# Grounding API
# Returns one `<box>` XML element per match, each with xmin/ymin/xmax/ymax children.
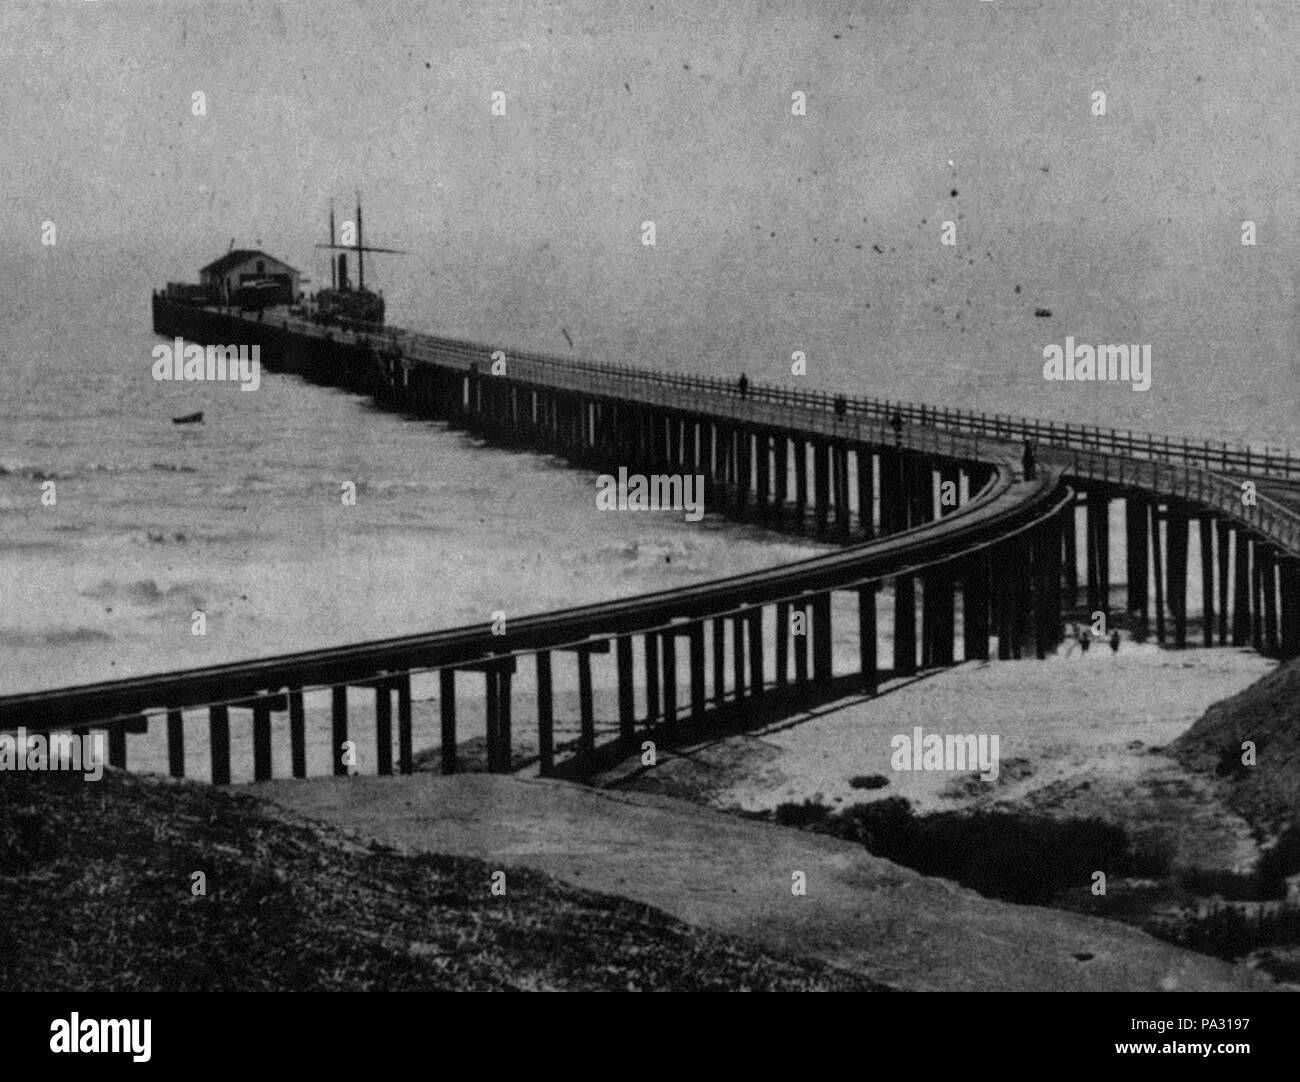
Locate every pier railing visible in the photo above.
<box><xmin>290</xmin><ymin>314</ymin><xmax>1297</xmax><ymax>479</ymax></box>
<box><xmin>1047</xmin><ymin>448</ymin><xmax>1300</xmax><ymax>557</ymax></box>
<box><xmin>277</xmin><ymin>310</ymin><xmax>1300</xmax><ymax>554</ymax></box>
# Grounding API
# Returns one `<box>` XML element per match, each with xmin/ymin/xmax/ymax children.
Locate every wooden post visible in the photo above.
<box><xmin>793</xmin><ymin>603</ymin><xmax>809</xmax><ymax>684</ymax></box>
<box><xmin>616</xmin><ymin>638</ymin><xmax>634</xmax><ymax>744</ymax></box>
<box><xmin>1251</xmin><ymin>544</ymin><xmax>1265</xmax><ymax>651</ymax></box>
<box><xmin>497</xmin><ymin>664</ymin><xmax>513</xmax><ymax>772</ymax></box>
<box><xmin>712</xmin><ymin>617</ymin><xmax>726</xmax><ymax>705</ymax></box>
<box><xmin>856</xmin><ymin>448</ymin><xmax>874</xmax><ymax>539</ymax></box>
<box><xmin>858</xmin><ymin>584</ymin><xmax>878</xmax><ymax>692</ymax></box>
<box><xmin>396</xmin><ymin>674</ymin><xmax>413</xmax><ymax>775</ymax></box>
<box><xmin>689</xmin><ymin>623</ymin><xmax>707</xmax><ymax>718</ymax></box>
<box><xmin>578</xmin><ymin>645</ymin><xmax>596</xmax><ymax>765</ymax></box>
<box><xmin>332</xmin><ymin>686</ymin><xmax>348</xmax><ymax>776</ymax></box>
<box><xmin>1062</xmin><ymin>498</ymin><xmax>1079</xmax><ymax>611</ymax></box>
<box><xmin>1262</xmin><ymin>548</ymin><xmax>1279</xmax><ymax>653</ymax></box>
<box><xmin>439</xmin><ymin>670</ymin><xmax>457</xmax><ymax>774</ymax></box>
<box><xmin>1216</xmin><ymin>519</ymin><xmax>1231</xmax><ymax>644</ymax></box>
<box><xmin>834</xmin><ymin>446</ymin><xmax>851</xmax><ymax>540</ymax></box>
<box><xmin>773</xmin><ymin>435</ymin><xmax>788</xmax><ymax>525</ymax></box>
<box><xmin>253</xmin><ymin>697</ymin><xmax>274</xmax><ymax>781</ymax></box>
<box><xmin>1232</xmin><ymin>529</ymin><xmax>1251</xmax><ymax>647</ymax></box>
<box><xmin>644</xmin><ymin>633</ymin><xmax>660</xmax><ymax>725</ymax></box>
<box><xmin>1199</xmin><ymin>517</ymin><xmax>1215</xmax><ymax>648</ymax></box>
<box><xmin>661</xmin><ymin>631</ymin><xmax>677</xmax><ymax>724</ymax></box>
<box><xmin>1151</xmin><ymin>503</ymin><xmax>1166</xmax><ymax>644</ymax></box>
<box><xmin>375</xmin><ymin>680</ymin><xmax>393</xmax><ymax>776</ymax></box>
<box><xmin>289</xmin><ymin>687</ymin><xmax>306</xmax><ymax>778</ymax></box>
<box><xmin>775</xmin><ymin>601</ymin><xmax>790</xmax><ymax>686</ymax></box>
<box><xmin>735</xmin><ymin>427</ymin><xmax>750</xmax><ymax>510</ymax></box>
<box><xmin>167</xmin><ymin>708</ymin><xmax>185</xmax><ymax>778</ymax></box>
<box><xmin>1126</xmin><ymin>498</ymin><xmax>1147</xmax><ymax>628</ymax></box>
<box><xmin>1166</xmin><ymin>507</ymin><xmax>1189</xmax><ymax>648</ymax></box>
<box><xmin>748</xmin><ymin>607</ymin><xmax>764</xmax><ymax>697</ymax></box>
<box><xmin>963</xmin><ymin>553</ymin><xmax>990</xmax><ymax>662</ymax></box>
<box><xmin>537</xmin><ymin>651</ymin><xmax>554</xmax><ymax>775</ymax></box>
<box><xmin>894</xmin><ymin>575</ymin><xmax>916</xmax><ymax>675</ymax></box>
<box><xmin>794</xmin><ymin>438</ymin><xmax>808</xmax><ymax>529</ymax></box>
<box><xmin>732</xmin><ymin>614</ymin><xmax>747</xmax><ymax>696</ymax></box>
<box><xmin>210</xmin><ymin>704</ymin><xmax>231</xmax><ymax>785</ymax></box>
<box><xmin>813</xmin><ymin>440</ymin><xmax>830</xmax><ymax>534</ymax></box>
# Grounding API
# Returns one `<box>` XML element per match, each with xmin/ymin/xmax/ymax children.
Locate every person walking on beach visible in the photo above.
<box><xmin>1109</xmin><ymin>629</ymin><xmax>1120</xmax><ymax>653</ymax></box>
<box><xmin>1077</xmin><ymin>625</ymin><xmax>1091</xmax><ymax>654</ymax></box>
<box><xmin>738</xmin><ymin>373</ymin><xmax>749</xmax><ymax>398</ymax></box>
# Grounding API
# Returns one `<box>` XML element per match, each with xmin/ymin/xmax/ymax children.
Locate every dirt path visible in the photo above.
<box><xmin>255</xmin><ymin>773</ymin><xmax>1274</xmax><ymax>992</ymax></box>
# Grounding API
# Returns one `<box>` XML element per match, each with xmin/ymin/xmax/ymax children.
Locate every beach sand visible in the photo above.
<box><xmin>611</xmin><ymin>643</ymin><xmax>1277</xmax><ymax>874</ymax></box>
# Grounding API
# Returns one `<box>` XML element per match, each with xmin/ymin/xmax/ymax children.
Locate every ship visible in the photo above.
<box><xmin>309</xmin><ymin>194</ymin><xmax>404</xmax><ymax>328</ymax></box>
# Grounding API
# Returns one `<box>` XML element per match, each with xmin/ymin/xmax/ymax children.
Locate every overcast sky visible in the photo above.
<box><xmin>3</xmin><ymin>0</ymin><xmax>1294</xmax><ymax>436</ymax></box>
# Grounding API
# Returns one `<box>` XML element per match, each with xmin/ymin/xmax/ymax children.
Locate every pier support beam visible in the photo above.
<box><xmin>856</xmin><ymin>448</ymin><xmax>874</xmax><ymax>540</ymax></box>
<box><xmin>1216</xmin><ymin>519</ymin><xmax>1231</xmax><ymax>645</ymax></box>
<box><xmin>1199</xmin><ymin>517</ymin><xmax>1215</xmax><ymax>648</ymax></box>
<box><xmin>538</xmin><ymin>651</ymin><xmax>556</xmax><ymax>775</ymax></box>
<box><xmin>773</xmin><ymin>436</ymin><xmax>788</xmax><ymax>526</ymax></box>
<box><xmin>439</xmin><ymin>671</ymin><xmax>457</xmax><ymax>775</ymax></box>
<box><xmin>1166</xmin><ymin>506</ymin><xmax>1189</xmax><ymax>648</ymax></box>
<box><xmin>1151</xmin><ymin>503</ymin><xmax>1166</xmax><ymax>644</ymax></box>
<box><xmin>811</xmin><ymin>593</ymin><xmax>832</xmax><ymax>685</ymax></box>
<box><xmin>858</xmin><ymin>585</ymin><xmax>878</xmax><ymax>692</ymax></box>
<box><xmin>834</xmin><ymin>446</ymin><xmax>851</xmax><ymax>540</ymax></box>
<box><xmin>962</xmin><ymin>553</ymin><xmax>990</xmax><ymax>662</ymax></box>
<box><xmin>1062</xmin><ymin>498</ymin><xmax>1079</xmax><ymax>611</ymax></box>
<box><xmin>1232</xmin><ymin>529</ymin><xmax>1251</xmax><ymax>646</ymax></box>
<box><xmin>894</xmin><ymin>575</ymin><xmax>917</xmax><ymax>676</ymax></box>
<box><xmin>813</xmin><ymin>440</ymin><xmax>830</xmax><ymax>535</ymax></box>
<box><xmin>1261</xmin><ymin>546</ymin><xmax>1279</xmax><ymax>654</ymax></box>
<box><xmin>1280</xmin><ymin>558</ymin><xmax>1300</xmax><ymax>658</ymax></box>
<box><xmin>794</xmin><ymin>439</ymin><xmax>808</xmax><ymax>529</ymax></box>
<box><xmin>1126</xmin><ymin>498</ymin><xmax>1148</xmax><ymax>630</ymax></box>
<box><xmin>1086</xmin><ymin>491</ymin><xmax>1109</xmax><ymax>621</ymax></box>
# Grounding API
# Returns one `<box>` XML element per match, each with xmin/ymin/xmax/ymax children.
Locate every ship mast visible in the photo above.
<box><xmin>328</xmin><ymin>201</ymin><xmax>336</xmax><ymax>289</ymax></box>
<box><xmin>314</xmin><ymin>192</ymin><xmax>404</xmax><ymax>293</ymax></box>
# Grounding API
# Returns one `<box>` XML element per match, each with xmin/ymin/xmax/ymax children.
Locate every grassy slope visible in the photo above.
<box><xmin>0</xmin><ymin>770</ymin><xmax>887</xmax><ymax>992</ymax></box>
<box><xmin>1172</xmin><ymin>657</ymin><xmax>1300</xmax><ymax>836</ymax></box>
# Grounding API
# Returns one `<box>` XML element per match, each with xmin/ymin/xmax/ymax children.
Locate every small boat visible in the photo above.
<box><xmin>172</xmin><ymin>411</ymin><xmax>204</xmax><ymax>425</ymax></box>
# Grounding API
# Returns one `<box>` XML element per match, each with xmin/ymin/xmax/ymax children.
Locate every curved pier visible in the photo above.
<box><xmin>0</xmin><ymin>297</ymin><xmax>1295</xmax><ymax>784</ymax></box>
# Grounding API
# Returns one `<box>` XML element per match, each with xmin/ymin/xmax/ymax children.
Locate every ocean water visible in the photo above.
<box><xmin>0</xmin><ymin>250</ymin><xmax>831</xmax><ymax>700</ymax></box>
<box><xmin>1</xmin><ymin>220</ymin><xmax>1288</xmax><ymax>780</ymax></box>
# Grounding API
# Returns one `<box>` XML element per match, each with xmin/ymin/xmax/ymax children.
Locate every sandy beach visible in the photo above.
<box><xmin>612</xmin><ymin>642</ymin><xmax>1278</xmax><ymax>874</ymax></box>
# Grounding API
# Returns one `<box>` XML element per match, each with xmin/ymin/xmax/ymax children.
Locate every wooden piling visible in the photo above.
<box><xmin>167</xmin><ymin>708</ymin><xmax>185</xmax><ymax>778</ymax></box>
<box><xmin>332</xmin><ymin>685</ymin><xmax>349</xmax><ymax>776</ymax></box>
<box><xmin>210</xmin><ymin>703</ymin><xmax>231</xmax><ymax>785</ymax></box>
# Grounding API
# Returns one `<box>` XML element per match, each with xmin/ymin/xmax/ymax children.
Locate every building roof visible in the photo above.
<box><xmin>200</xmin><ymin>250</ymin><xmax>300</xmax><ymax>276</ymax></box>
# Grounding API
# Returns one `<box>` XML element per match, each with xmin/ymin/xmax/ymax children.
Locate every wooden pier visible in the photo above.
<box><xmin>0</xmin><ymin>296</ymin><xmax>1295</xmax><ymax>785</ymax></box>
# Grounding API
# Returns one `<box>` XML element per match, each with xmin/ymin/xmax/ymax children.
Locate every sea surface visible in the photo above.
<box><xmin>1</xmin><ymin>242</ymin><xmax>1293</xmax><ymax>718</ymax></box>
